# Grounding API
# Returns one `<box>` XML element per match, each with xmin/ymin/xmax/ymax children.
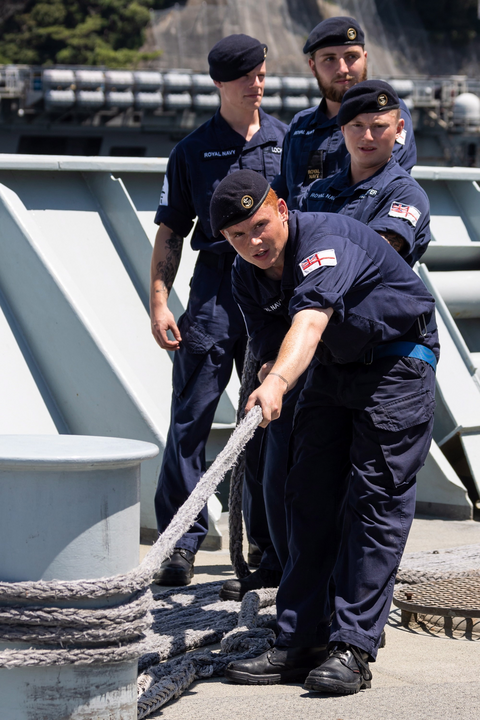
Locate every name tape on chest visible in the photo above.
<box><xmin>388</xmin><ymin>201</ymin><xmax>421</xmax><ymax>227</ymax></box>
<box><xmin>263</xmin><ymin>299</ymin><xmax>283</xmax><ymax>313</ymax></box>
<box><xmin>203</xmin><ymin>148</ymin><xmax>237</xmax><ymax>159</ymax></box>
<box><xmin>395</xmin><ymin>128</ymin><xmax>407</xmax><ymax>146</ymax></box>
<box><xmin>299</xmin><ymin>249</ymin><xmax>337</xmax><ymax>276</ymax></box>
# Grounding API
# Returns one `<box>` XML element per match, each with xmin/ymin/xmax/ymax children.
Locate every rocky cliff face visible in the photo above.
<box><xmin>144</xmin><ymin>0</ymin><xmax>480</xmax><ymax>77</ymax></box>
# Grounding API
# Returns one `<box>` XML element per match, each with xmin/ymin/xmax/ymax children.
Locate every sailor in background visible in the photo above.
<box><xmin>272</xmin><ymin>15</ymin><xmax>417</xmax><ymax>210</ymax></box>
<box><xmin>303</xmin><ymin>80</ymin><xmax>430</xmax><ymax>267</ymax></box>
<box><xmin>151</xmin><ymin>35</ymin><xmax>287</xmax><ymax>586</ymax></box>
<box><xmin>209</xmin><ymin>169</ymin><xmax>438</xmax><ymax>693</ymax></box>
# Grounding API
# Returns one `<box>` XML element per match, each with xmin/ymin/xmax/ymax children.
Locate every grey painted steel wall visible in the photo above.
<box><xmin>0</xmin><ymin>156</ymin><xmax>238</xmax><ymax>533</ymax></box>
<box><xmin>0</xmin><ymin>156</ymin><xmax>478</xmax><ymax>523</ymax></box>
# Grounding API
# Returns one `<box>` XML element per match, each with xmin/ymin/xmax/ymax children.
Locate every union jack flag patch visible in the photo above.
<box><xmin>388</xmin><ymin>202</ymin><xmax>421</xmax><ymax>227</ymax></box>
<box><xmin>299</xmin><ymin>249</ymin><xmax>337</xmax><ymax>276</ymax></box>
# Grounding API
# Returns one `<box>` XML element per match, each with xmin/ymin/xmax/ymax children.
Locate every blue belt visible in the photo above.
<box><xmin>364</xmin><ymin>342</ymin><xmax>437</xmax><ymax>371</ymax></box>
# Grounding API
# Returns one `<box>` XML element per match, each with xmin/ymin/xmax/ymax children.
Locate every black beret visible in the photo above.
<box><xmin>303</xmin><ymin>16</ymin><xmax>365</xmax><ymax>55</ymax></box>
<box><xmin>210</xmin><ymin>170</ymin><xmax>270</xmax><ymax>237</ymax></box>
<box><xmin>208</xmin><ymin>34</ymin><xmax>268</xmax><ymax>82</ymax></box>
<box><xmin>337</xmin><ymin>80</ymin><xmax>400</xmax><ymax>127</ymax></box>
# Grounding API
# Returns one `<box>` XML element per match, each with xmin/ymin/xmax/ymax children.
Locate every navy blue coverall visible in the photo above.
<box><xmin>303</xmin><ymin>157</ymin><xmax>430</xmax><ymax>267</ymax></box>
<box><xmin>233</xmin><ymin>211</ymin><xmax>439</xmax><ymax>658</ymax></box>
<box><xmin>154</xmin><ymin>108</ymin><xmax>287</xmax><ymax>557</ymax></box>
<box><xmin>272</xmin><ymin>97</ymin><xmax>417</xmax><ymax>209</ymax></box>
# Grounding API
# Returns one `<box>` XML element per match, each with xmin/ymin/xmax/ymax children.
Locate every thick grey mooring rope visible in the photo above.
<box><xmin>228</xmin><ymin>341</ymin><xmax>259</xmax><ymax>580</ymax></box>
<box><xmin>0</xmin><ymin>405</ymin><xmax>264</xmax><ymax>670</ymax></box>
<box><xmin>137</xmin><ymin>586</ymin><xmax>277</xmax><ymax>719</ymax></box>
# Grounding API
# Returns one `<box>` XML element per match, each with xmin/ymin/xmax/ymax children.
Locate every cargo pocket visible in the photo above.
<box><xmin>369</xmin><ymin>389</ymin><xmax>436</xmax><ymax>487</ymax></box>
<box><xmin>172</xmin><ymin>314</ymin><xmax>216</xmax><ymax>399</ymax></box>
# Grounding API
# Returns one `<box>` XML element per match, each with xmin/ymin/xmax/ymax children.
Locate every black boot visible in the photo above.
<box><xmin>247</xmin><ymin>543</ymin><xmax>262</xmax><ymax>569</ymax></box>
<box><xmin>304</xmin><ymin>642</ymin><xmax>372</xmax><ymax>695</ymax></box>
<box><xmin>153</xmin><ymin>548</ymin><xmax>195</xmax><ymax>586</ymax></box>
<box><xmin>225</xmin><ymin>645</ymin><xmax>328</xmax><ymax>685</ymax></box>
<box><xmin>219</xmin><ymin>568</ymin><xmax>282</xmax><ymax>601</ymax></box>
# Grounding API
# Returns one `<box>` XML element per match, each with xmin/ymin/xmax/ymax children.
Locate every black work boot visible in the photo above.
<box><xmin>219</xmin><ymin>568</ymin><xmax>282</xmax><ymax>601</ymax></box>
<box><xmin>225</xmin><ymin>645</ymin><xmax>328</xmax><ymax>685</ymax></box>
<box><xmin>153</xmin><ymin>548</ymin><xmax>195</xmax><ymax>586</ymax></box>
<box><xmin>247</xmin><ymin>543</ymin><xmax>262</xmax><ymax>569</ymax></box>
<box><xmin>304</xmin><ymin>642</ymin><xmax>372</xmax><ymax>694</ymax></box>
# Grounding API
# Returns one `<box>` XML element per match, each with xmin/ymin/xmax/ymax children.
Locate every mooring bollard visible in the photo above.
<box><xmin>0</xmin><ymin>434</ymin><xmax>158</xmax><ymax>720</ymax></box>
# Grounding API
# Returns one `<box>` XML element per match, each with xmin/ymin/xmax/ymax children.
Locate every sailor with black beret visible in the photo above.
<box><xmin>272</xmin><ymin>16</ymin><xmax>417</xmax><ymax>209</ymax></box>
<box><xmin>210</xmin><ymin>168</ymin><xmax>439</xmax><ymax>694</ymax></box>
<box><xmin>151</xmin><ymin>34</ymin><xmax>287</xmax><ymax>588</ymax></box>
<box><xmin>303</xmin><ymin>80</ymin><xmax>431</xmax><ymax>267</ymax></box>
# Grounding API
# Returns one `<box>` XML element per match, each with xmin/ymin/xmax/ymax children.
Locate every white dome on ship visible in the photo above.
<box><xmin>453</xmin><ymin>93</ymin><xmax>480</xmax><ymax>127</ymax></box>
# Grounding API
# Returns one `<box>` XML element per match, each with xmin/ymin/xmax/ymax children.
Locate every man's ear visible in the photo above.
<box><xmin>396</xmin><ymin>117</ymin><xmax>405</xmax><ymax>139</ymax></box>
<box><xmin>278</xmin><ymin>197</ymin><xmax>288</xmax><ymax>221</ymax></box>
<box><xmin>213</xmin><ymin>79</ymin><xmax>223</xmax><ymax>90</ymax></box>
<box><xmin>308</xmin><ymin>56</ymin><xmax>316</xmax><ymax>77</ymax></box>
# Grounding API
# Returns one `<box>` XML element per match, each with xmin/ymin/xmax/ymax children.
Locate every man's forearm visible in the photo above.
<box><xmin>270</xmin><ymin>307</ymin><xmax>333</xmax><ymax>388</ymax></box>
<box><xmin>150</xmin><ymin>224</ymin><xmax>183</xmax><ymax>309</ymax></box>
<box><xmin>245</xmin><ymin>307</ymin><xmax>333</xmax><ymax>426</ymax></box>
<box><xmin>150</xmin><ymin>223</ymin><xmax>184</xmax><ymax>350</ymax></box>
<box><xmin>379</xmin><ymin>230</ymin><xmax>406</xmax><ymax>255</ymax></box>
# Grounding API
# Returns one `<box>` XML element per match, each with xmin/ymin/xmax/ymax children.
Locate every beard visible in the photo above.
<box><xmin>314</xmin><ymin>64</ymin><xmax>368</xmax><ymax>103</ymax></box>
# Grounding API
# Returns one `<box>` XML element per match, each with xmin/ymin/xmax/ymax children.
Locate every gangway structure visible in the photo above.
<box><xmin>0</xmin><ymin>156</ymin><xmax>478</xmax><ymax>535</ymax></box>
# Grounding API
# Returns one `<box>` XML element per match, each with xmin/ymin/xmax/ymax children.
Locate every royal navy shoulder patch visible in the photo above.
<box><xmin>388</xmin><ymin>202</ymin><xmax>421</xmax><ymax>227</ymax></box>
<box><xmin>299</xmin><ymin>249</ymin><xmax>337</xmax><ymax>276</ymax></box>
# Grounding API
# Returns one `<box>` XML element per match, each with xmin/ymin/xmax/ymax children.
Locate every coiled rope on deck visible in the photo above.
<box><xmin>0</xmin><ymin>405</ymin><xmax>264</xmax><ymax>670</ymax></box>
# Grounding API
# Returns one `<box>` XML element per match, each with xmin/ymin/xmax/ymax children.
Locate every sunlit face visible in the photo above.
<box><xmin>342</xmin><ymin>110</ymin><xmax>404</xmax><ymax>171</ymax></box>
<box><xmin>222</xmin><ymin>198</ymin><xmax>289</xmax><ymax>277</ymax></box>
<box><xmin>214</xmin><ymin>62</ymin><xmax>266</xmax><ymax>112</ymax></box>
<box><xmin>309</xmin><ymin>45</ymin><xmax>367</xmax><ymax>103</ymax></box>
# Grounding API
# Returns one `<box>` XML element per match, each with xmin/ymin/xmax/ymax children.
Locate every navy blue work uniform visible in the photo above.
<box><xmin>233</xmin><ymin>210</ymin><xmax>438</xmax><ymax>658</ymax></box>
<box><xmin>303</xmin><ymin>157</ymin><xmax>430</xmax><ymax>267</ymax></box>
<box><xmin>154</xmin><ymin>108</ymin><xmax>287</xmax><ymax>556</ymax></box>
<box><xmin>272</xmin><ymin>98</ymin><xmax>417</xmax><ymax>210</ymax></box>
<box><xmin>232</xmin><ymin>259</ymin><xmax>305</xmax><ymax>568</ymax></box>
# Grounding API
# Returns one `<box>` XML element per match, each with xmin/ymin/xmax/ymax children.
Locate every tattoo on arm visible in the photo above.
<box><xmin>379</xmin><ymin>230</ymin><xmax>406</xmax><ymax>254</ymax></box>
<box><xmin>155</xmin><ymin>232</ymin><xmax>183</xmax><ymax>294</ymax></box>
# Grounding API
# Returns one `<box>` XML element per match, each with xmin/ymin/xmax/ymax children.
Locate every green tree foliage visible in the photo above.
<box><xmin>0</xmin><ymin>0</ymin><xmax>175</xmax><ymax>66</ymax></box>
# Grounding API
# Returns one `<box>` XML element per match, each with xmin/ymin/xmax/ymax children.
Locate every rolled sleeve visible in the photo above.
<box><xmin>367</xmin><ymin>183</ymin><xmax>430</xmax><ymax>266</ymax></box>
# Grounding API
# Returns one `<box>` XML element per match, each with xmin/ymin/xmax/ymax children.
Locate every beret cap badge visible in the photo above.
<box><xmin>347</xmin><ymin>27</ymin><xmax>357</xmax><ymax>40</ymax></box>
<box><xmin>377</xmin><ymin>93</ymin><xmax>388</xmax><ymax>107</ymax></box>
<box><xmin>210</xmin><ymin>169</ymin><xmax>271</xmax><ymax>237</ymax></box>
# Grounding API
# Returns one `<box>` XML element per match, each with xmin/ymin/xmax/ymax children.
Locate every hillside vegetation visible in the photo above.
<box><xmin>0</xmin><ymin>0</ymin><xmax>176</xmax><ymax>67</ymax></box>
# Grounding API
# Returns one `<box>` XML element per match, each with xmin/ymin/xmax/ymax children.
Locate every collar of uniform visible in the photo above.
<box><xmin>347</xmin><ymin>155</ymin><xmax>397</xmax><ymax>194</ymax></box>
<box><xmin>213</xmin><ymin>108</ymin><xmax>278</xmax><ymax>150</ymax></box>
<box><xmin>313</xmin><ymin>98</ymin><xmax>338</xmax><ymax>129</ymax></box>
<box><xmin>247</xmin><ymin>108</ymin><xmax>281</xmax><ymax>147</ymax></box>
<box><xmin>213</xmin><ymin>109</ymin><xmax>250</xmax><ymax>150</ymax></box>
